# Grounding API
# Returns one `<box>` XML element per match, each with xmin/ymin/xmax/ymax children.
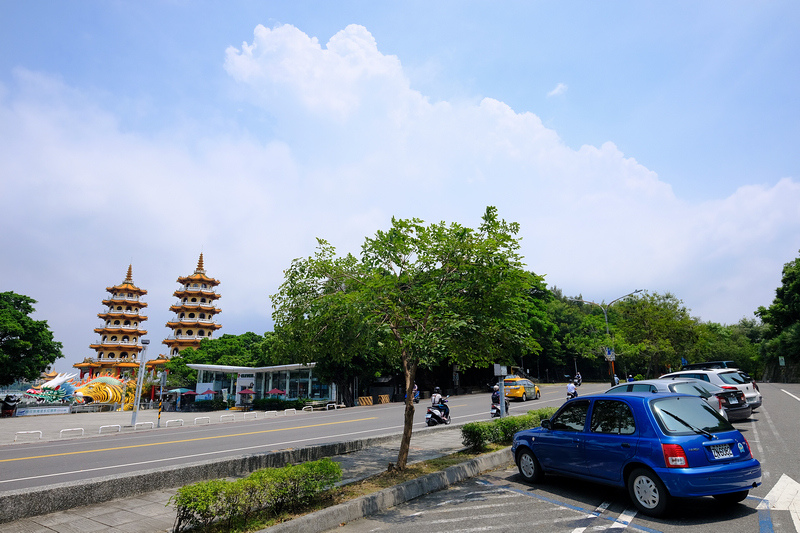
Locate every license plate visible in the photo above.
<box><xmin>710</xmin><ymin>444</ymin><xmax>733</xmax><ymax>459</ymax></box>
<box><xmin>728</xmin><ymin>396</ymin><xmax>738</xmax><ymax>405</ymax></box>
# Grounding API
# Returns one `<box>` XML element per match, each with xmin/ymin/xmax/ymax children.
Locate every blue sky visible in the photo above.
<box><xmin>2</xmin><ymin>2</ymin><xmax>799</xmax><ymax>373</ymax></box>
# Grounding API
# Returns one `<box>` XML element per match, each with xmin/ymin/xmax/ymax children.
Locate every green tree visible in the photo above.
<box><xmin>0</xmin><ymin>291</ymin><xmax>64</xmax><ymax>386</ymax></box>
<box><xmin>615</xmin><ymin>291</ymin><xmax>698</xmax><ymax>378</ymax></box>
<box><xmin>165</xmin><ymin>333</ymin><xmax>267</xmax><ymax>387</ymax></box>
<box><xmin>271</xmin><ymin>207</ymin><xmax>538</xmax><ymax>469</ymax></box>
<box><xmin>756</xmin><ymin>250</ymin><xmax>800</xmax><ymax>380</ymax></box>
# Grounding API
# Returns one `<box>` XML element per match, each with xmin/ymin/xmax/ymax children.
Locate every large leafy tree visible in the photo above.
<box><xmin>0</xmin><ymin>291</ymin><xmax>64</xmax><ymax>386</ymax></box>
<box><xmin>271</xmin><ymin>207</ymin><xmax>537</xmax><ymax>469</ymax></box>
<box><xmin>756</xmin><ymin>250</ymin><xmax>800</xmax><ymax>379</ymax></box>
<box><xmin>165</xmin><ymin>332</ymin><xmax>267</xmax><ymax>387</ymax></box>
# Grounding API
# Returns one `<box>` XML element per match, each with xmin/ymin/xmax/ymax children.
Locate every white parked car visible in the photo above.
<box><xmin>659</xmin><ymin>369</ymin><xmax>762</xmax><ymax>410</ymax></box>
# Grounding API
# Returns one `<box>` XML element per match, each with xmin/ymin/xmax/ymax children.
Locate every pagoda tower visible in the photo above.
<box><xmin>76</xmin><ymin>265</ymin><xmax>148</xmax><ymax>378</ymax></box>
<box><xmin>162</xmin><ymin>253</ymin><xmax>222</xmax><ymax>358</ymax></box>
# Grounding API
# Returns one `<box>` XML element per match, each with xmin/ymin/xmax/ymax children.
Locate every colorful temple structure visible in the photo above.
<box><xmin>75</xmin><ymin>265</ymin><xmax>148</xmax><ymax>378</ymax></box>
<box><xmin>162</xmin><ymin>253</ymin><xmax>222</xmax><ymax>359</ymax></box>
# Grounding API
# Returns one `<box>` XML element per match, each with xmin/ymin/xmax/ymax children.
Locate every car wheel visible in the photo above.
<box><xmin>713</xmin><ymin>490</ymin><xmax>749</xmax><ymax>504</ymax></box>
<box><xmin>627</xmin><ymin>468</ymin><xmax>670</xmax><ymax>517</ymax></box>
<box><xmin>522</xmin><ymin>392</ymin><xmax>527</xmax><ymax>402</ymax></box>
<box><xmin>516</xmin><ymin>449</ymin><xmax>543</xmax><ymax>483</ymax></box>
<box><xmin>535</xmin><ymin>390</ymin><xmax>541</xmax><ymax>400</ymax></box>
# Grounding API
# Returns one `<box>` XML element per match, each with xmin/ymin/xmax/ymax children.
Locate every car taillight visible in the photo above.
<box><xmin>662</xmin><ymin>443</ymin><xmax>688</xmax><ymax>468</ymax></box>
<box><xmin>717</xmin><ymin>396</ymin><xmax>724</xmax><ymax>410</ymax></box>
<box><xmin>743</xmin><ymin>437</ymin><xmax>753</xmax><ymax>459</ymax></box>
<box><xmin>721</xmin><ymin>385</ymin><xmax>738</xmax><ymax>390</ymax></box>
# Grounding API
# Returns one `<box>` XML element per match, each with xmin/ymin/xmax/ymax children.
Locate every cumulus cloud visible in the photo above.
<box><xmin>2</xmin><ymin>24</ymin><xmax>799</xmax><ymax>372</ymax></box>
<box><xmin>547</xmin><ymin>82</ymin><xmax>568</xmax><ymax>97</ymax></box>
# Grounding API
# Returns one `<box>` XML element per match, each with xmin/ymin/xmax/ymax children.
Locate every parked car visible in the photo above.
<box><xmin>504</xmin><ymin>377</ymin><xmax>540</xmax><ymax>401</ymax></box>
<box><xmin>681</xmin><ymin>360</ymin><xmax>737</xmax><ymax>370</ymax></box>
<box><xmin>606</xmin><ymin>378</ymin><xmax>752</xmax><ymax>421</ymax></box>
<box><xmin>659</xmin><ymin>369</ymin><xmax>762</xmax><ymax>410</ymax></box>
<box><xmin>512</xmin><ymin>392</ymin><xmax>761</xmax><ymax>517</ymax></box>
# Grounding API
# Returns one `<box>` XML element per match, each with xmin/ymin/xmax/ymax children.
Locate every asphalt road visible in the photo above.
<box><xmin>0</xmin><ymin>383</ymin><xmax>604</xmax><ymax>493</ymax></box>
<box><xmin>332</xmin><ymin>382</ymin><xmax>800</xmax><ymax>533</ymax></box>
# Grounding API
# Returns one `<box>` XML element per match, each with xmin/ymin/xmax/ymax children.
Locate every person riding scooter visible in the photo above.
<box><xmin>431</xmin><ymin>387</ymin><xmax>450</xmax><ymax>419</ymax></box>
<box><xmin>491</xmin><ymin>384</ymin><xmax>509</xmax><ymax>417</ymax></box>
<box><xmin>566</xmin><ymin>379</ymin><xmax>578</xmax><ymax>399</ymax></box>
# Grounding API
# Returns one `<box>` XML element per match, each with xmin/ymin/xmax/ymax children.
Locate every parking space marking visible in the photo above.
<box><xmin>609</xmin><ymin>508</ymin><xmax>638</xmax><ymax>529</ymax></box>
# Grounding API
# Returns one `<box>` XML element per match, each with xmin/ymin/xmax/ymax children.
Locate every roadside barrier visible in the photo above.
<box><xmin>302</xmin><ymin>405</ymin><xmax>313</xmax><ymax>412</ymax></box>
<box><xmin>219</xmin><ymin>414</ymin><xmax>236</xmax><ymax>422</ymax></box>
<box><xmin>358</xmin><ymin>396</ymin><xmax>373</xmax><ymax>406</ymax></box>
<box><xmin>243</xmin><ymin>412</ymin><xmax>258</xmax><ymax>420</ymax></box>
<box><xmin>165</xmin><ymin>419</ymin><xmax>184</xmax><ymax>427</ymax></box>
<box><xmin>14</xmin><ymin>431</ymin><xmax>42</xmax><ymax>441</ymax></box>
<box><xmin>135</xmin><ymin>421</ymin><xmax>154</xmax><ymax>430</ymax></box>
<box><xmin>378</xmin><ymin>394</ymin><xmax>390</xmax><ymax>404</ymax></box>
<box><xmin>284</xmin><ymin>408</ymin><xmax>296</xmax><ymax>415</ymax></box>
<box><xmin>194</xmin><ymin>417</ymin><xmax>210</xmax><ymax>425</ymax></box>
<box><xmin>99</xmin><ymin>424</ymin><xmax>121</xmax><ymax>434</ymax></box>
<box><xmin>59</xmin><ymin>428</ymin><xmax>85</xmax><ymax>438</ymax></box>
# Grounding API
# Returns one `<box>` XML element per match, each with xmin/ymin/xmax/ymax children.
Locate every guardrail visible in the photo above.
<box><xmin>134</xmin><ymin>421</ymin><xmax>154</xmax><ymax>430</ymax></box>
<box><xmin>165</xmin><ymin>419</ymin><xmax>184</xmax><ymax>427</ymax></box>
<box><xmin>194</xmin><ymin>417</ymin><xmax>210</xmax><ymax>425</ymax></box>
<box><xmin>219</xmin><ymin>414</ymin><xmax>236</xmax><ymax>423</ymax></box>
<box><xmin>99</xmin><ymin>425</ymin><xmax>121</xmax><ymax>434</ymax></box>
<box><xmin>59</xmin><ymin>428</ymin><xmax>85</xmax><ymax>438</ymax></box>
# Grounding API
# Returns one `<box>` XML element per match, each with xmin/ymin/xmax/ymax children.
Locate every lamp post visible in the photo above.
<box><xmin>130</xmin><ymin>339</ymin><xmax>149</xmax><ymax>427</ymax></box>
<box><xmin>570</xmin><ymin>290</ymin><xmax>642</xmax><ymax>386</ymax></box>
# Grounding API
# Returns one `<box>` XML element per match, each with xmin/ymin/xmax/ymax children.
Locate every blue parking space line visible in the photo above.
<box><xmin>750</xmin><ymin>495</ymin><xmax>775</xmax><ymax>533</ymax></box>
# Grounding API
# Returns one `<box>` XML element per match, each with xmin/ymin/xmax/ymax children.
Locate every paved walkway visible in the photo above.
<box><xmin>0</xmin><ymin>409</ymin><xmax>467</xmax><ymax>533</ymax></box>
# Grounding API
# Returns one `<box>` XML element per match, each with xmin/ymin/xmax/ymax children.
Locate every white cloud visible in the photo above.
<box><xmin>2</xmin><ymin>24</ymin><xmax>799</xmax><ymax>374</ymax></box>
<box><xmin>547</xmin><ymin>82</ymin><xmax>568</xmax><ymax>97</ymax></box>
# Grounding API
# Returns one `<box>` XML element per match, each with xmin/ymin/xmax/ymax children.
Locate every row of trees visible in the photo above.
<box><xmin>3</xmin><ymin>208</ymin><xmax>798</xmax><ymax>468</ymax></box>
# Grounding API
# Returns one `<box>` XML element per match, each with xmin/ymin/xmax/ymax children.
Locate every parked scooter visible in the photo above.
<box><xmin>426</xmin><ymin>397</ymin><xmax>451</xmax><ymax>426</ymax></box>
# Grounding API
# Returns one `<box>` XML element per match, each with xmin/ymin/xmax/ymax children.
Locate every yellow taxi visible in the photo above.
<box><xmin>504</xmin><ymin>377</ymin><xmax>540</xmax><ymax>401</ymax></box>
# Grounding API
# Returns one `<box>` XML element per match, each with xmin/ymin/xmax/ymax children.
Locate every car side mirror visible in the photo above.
<box><xmin>541</xmin><ymin>419</ymin><xmax>551</xmax><ymax>430</ymax></box>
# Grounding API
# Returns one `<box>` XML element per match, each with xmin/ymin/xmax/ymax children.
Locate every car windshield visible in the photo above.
<box><xmin>651</xmin><ymin>396</ymin><xmax>733</xmax><ymax>436</ymax></box>
<box><xmin>718</xmin><ymin>372</ymin><xmax>748</xmax><ymax>385</ymax></box>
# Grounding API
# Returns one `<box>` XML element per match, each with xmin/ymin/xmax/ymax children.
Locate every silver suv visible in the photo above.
<box><xmin>659</xmin><ymin>369</ymin><xmax>762</xmax><ymax>409</ymax></box>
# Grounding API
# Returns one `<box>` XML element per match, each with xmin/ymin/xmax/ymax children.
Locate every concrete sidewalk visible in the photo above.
<box><xmin>0</xmin><ymin>410</ymin><xmax>475</xmax><ymax>533</ymax></box>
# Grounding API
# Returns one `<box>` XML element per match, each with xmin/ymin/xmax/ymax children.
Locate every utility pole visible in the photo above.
<box><xmin>570</xmin><ymin>290</ymin><xmax>642</xmax><ymax>386</ymax></box>
<box><xmin>130</xmin><ymin>339</ymin><xmax>149</xmax><ymax>427</ymax></box>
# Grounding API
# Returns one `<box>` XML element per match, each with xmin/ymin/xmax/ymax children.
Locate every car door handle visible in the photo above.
<box><xmin>621</xmin><ymin>443</ymin><xmax>631</xmax><ymax>448</ymax></box>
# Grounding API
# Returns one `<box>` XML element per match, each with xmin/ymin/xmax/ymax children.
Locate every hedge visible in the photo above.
<box><xmin>461</xmin><ymin>406</ymin><xmax>558</xmax><ymax>451</ymax></box>
<box><xmin>170</xmin><ymin>458</ymin><xmax>342</xmax><ymax>532</ymax></box>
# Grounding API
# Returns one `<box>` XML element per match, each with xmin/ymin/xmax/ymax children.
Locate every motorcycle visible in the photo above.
<box><xmin>490</xmin><ymin>399</ymin><xmax>510</xmax><ymax>418</ymax></box>
<box><xmin>405</xmin><ymin>390</ymin><xmax>420</xmax><ymax>403</ymax></box>
<box><xmin>575</xmin><ymin>375</ymin><xmax>582</xmax><ymax>386</ymax></box>
<box><xmin>426</xmin><ymin>397</ymin><xmax>451</xmax><ymax>426</ymax></box>
<box><xmin>566</xmin><ymin>390</ymin><xmax>578</xmax><ymax>400</ymax></box>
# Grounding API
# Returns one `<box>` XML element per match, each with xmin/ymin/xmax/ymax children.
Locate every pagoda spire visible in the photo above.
<box><xmin>195</xmin><ymin>253</ymin><xmax>205</xmax><ymax>274</ymax></box>
<box><xmin>124</xmin><ymin>264</ymin><xmax>134</xmax><ymax>284</ymax></box>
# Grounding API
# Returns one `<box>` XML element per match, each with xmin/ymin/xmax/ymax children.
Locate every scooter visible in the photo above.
<box><xmin>426</xmin><ymin>397</ymin><xmax>451</xmax><ymax>426</ymax></box>
<box><xmin>490</xmin><ymin>399</ymin><xmax>510</xmax><ymax>418</ymax></box>
<box><xmin>575</xmin><ymin>375</ymin><xmax>582</xmax><ymax>386</ymax></box>
<box><xmin>405</xmin><ymin>390</ymin><xmax>420</xmax><ymax>403</ymax></box>
<box><xmin>567</xmin><ymin>390</ymin><xmax>578</xmax><ymax>400</ymax></box>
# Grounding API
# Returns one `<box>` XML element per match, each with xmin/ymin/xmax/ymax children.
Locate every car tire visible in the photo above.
<box><xmin>516</xmin><ymin>449</ymin><xmax>543</xmax><ymax>483</ymax></box>
<box><xmin>627</xmin><ymin>468</ymin><xmax>670</xmax><ymax>517</ymax></box>
<box><xmin>535</xmin><ymin>390</ymin><xmax>541</xmax><ymax>400</ymax></box>
<box><xmin>713</xmin><ymin>490</ymin><xmax>749</xmax><ymax>504</ymax></box>
<box><xmin>522</xmin><ymin>392</ymin><xmax>527</xmax><ymax>402</ymax></box>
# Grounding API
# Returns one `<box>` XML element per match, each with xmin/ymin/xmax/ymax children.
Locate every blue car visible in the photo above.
<box><xmin>511</xmin><ymin>392</ymin><xmax>761</xmax><ymax>517</ymax></box>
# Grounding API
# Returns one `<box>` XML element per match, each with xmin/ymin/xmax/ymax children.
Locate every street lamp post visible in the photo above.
<box><xmin>130</xmin><ymin>339</ymin><xmax>150</xmax><ymax>427</ymax></box>
<box><xmin>570</xmin><ymin>290</ymin><xmax>642</xmax><ymax>386</ymax></box>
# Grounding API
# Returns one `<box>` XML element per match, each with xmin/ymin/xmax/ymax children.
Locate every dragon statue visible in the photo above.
<box><xmin>25</xmin><ymin>373</ymin><xmax>126</xmax><ymax>405</ymax></box>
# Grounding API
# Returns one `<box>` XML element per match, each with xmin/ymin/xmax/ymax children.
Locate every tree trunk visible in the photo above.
<box><xmin>395</xmin><ymin>354</ymin><xmax>416</xmax><ymax>470</ymax></box>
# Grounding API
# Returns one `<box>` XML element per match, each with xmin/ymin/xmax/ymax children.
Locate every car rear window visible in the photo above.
<box><xmin>651</xmin><ymin>396</ymin><xmax>733</xmax><ymax>435</ymax></box>
<box><xmin>671</xmin><ymin>382</ymin><xmax>713</xmax><ymax>399</ymax></box>
<box><xmin>718</xmin><ymin>371</ymin><xmax>748</xmax><ymax>385</ymax></box>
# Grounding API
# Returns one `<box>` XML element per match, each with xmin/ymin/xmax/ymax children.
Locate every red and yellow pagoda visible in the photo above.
<box><xmin>161</xmin><ymin>253</ymin><xmax>222</xmax><ymax>359</ymax></box>
<box><xmin>75</xmin><ymin>265</ymin><xmax>148</xmax><ymax>378</ymax></box>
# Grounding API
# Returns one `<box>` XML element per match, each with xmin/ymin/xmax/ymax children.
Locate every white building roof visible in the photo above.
<box><xmin>187</xmin><ymin>363</ymin><xmax>316</xmax><ymax>373</ymax></box>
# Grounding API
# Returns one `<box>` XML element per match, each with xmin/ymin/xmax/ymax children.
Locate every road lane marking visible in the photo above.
<box><xmin>609</xmin><ymin>508</ymin><xmax>637</xmax><ymax>529</ymax></box>
<box><xmin>0</xmin><ymin>417</ymin><xmax>378</xmax><ymax>464</ymax></box>
<box><xmin>781</xmin><ymin>389</ymin><xmax>800</xmax><ymax>402</ymax></box>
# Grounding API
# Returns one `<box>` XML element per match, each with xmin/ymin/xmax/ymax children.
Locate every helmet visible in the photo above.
<box><xmin>434</xmin><ymin>386</ymin><xmax>441</xmax><ymax>393</ymax></box>
<box><xmin>493</xmin><ymin>385</ymin><xmax>499</xmax><ymax>391</ymax></box>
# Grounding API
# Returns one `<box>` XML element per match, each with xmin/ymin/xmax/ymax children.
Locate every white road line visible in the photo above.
<box><xmin>608</xmin><ymin>508</ymin><xmax>637</xmax><ymax>529</ymax></box>
<box><xmin>782</xmin><ymin>389</ymin><xmax>800</xmax><ymax>402</ymax></box>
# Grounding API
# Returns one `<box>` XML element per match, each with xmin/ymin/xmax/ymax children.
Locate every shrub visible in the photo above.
<box><xmin>461</xmin><ymin>407</ymin><xmax>557</xmax><ymax>451</ymax></box>
<box><xmin>252</xmin><ymin>397</ymin><xmax>306</xmax><ymax>411</ymax></box>
<box><xmin>170</xmin><ymin>458</ymin><xmax>342</xmax><ymax>532</ymax></box>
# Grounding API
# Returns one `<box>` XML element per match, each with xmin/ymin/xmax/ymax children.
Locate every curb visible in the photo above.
<box><xmin>262</xmin><ymin>447</ymin><xmax>513</xmax><ymax>533</ymax></box>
